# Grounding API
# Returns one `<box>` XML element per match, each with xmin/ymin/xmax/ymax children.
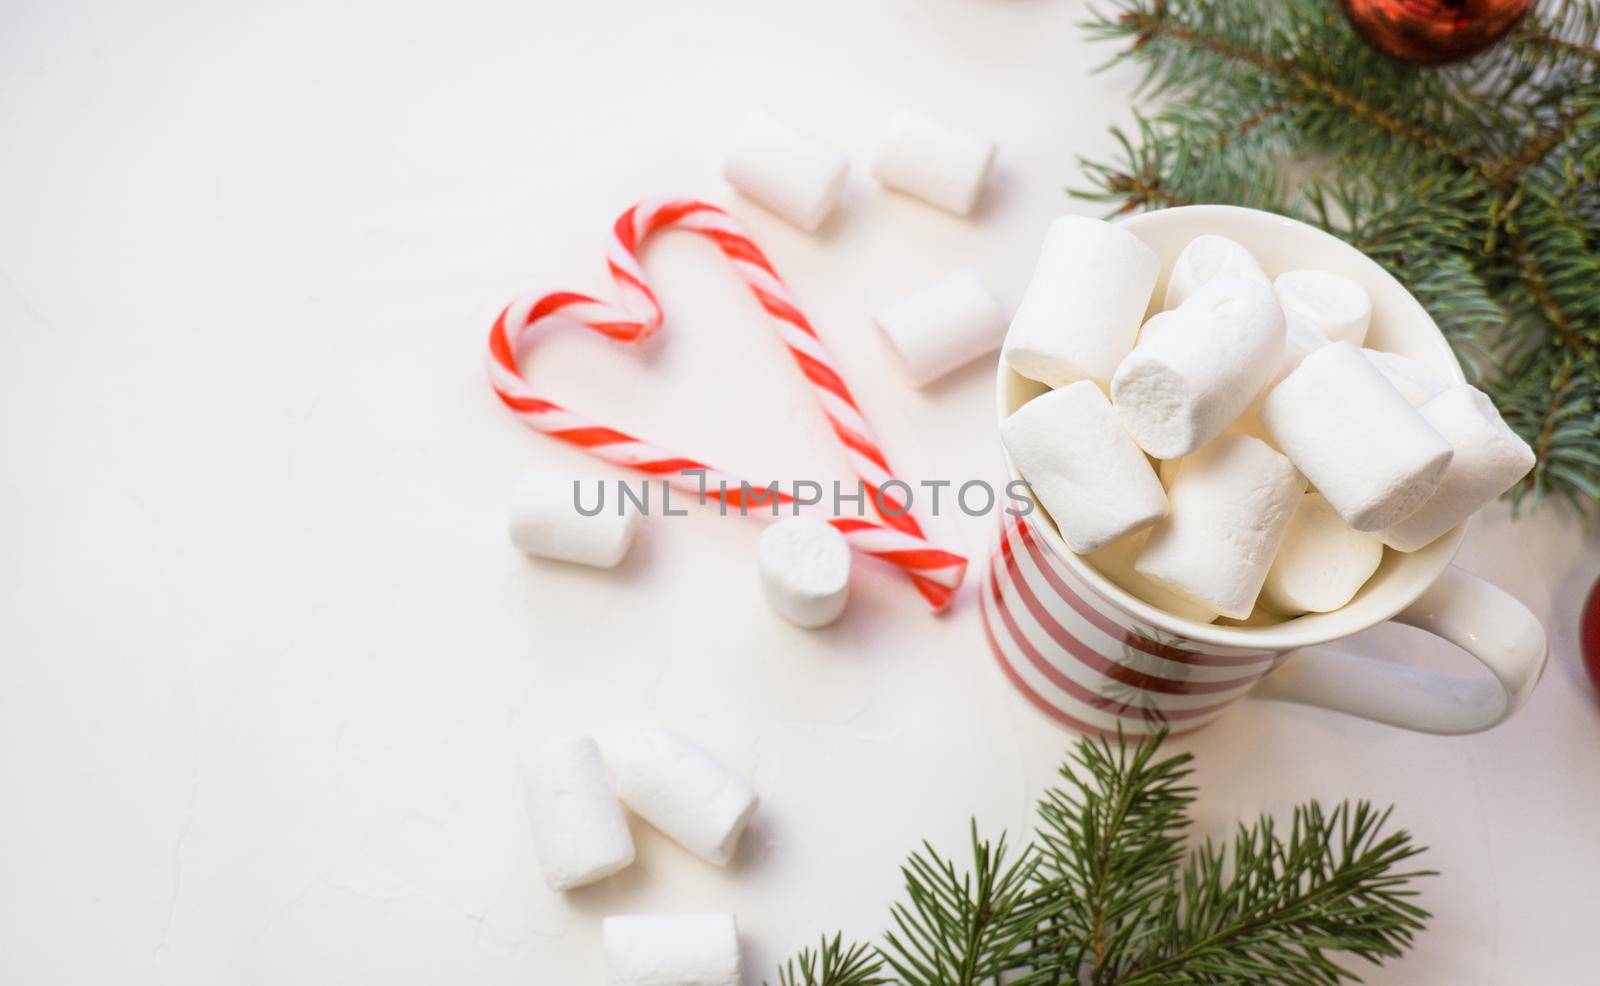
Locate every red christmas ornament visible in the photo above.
<box><xmin>1584</xmin><ymin>574</ymin><xmax>1600</xmax><ymax>699</ymax></box>
<box><xmin>1338</xmin><ymin>0</ymin><xmax>1535</xmax><ymax>63</ymax></box>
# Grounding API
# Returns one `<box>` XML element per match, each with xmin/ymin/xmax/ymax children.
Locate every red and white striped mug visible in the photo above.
<box><xmin>985</xmin><ymin>206</ymin><xmax>1547</xmax><ymax>736</ymax></box>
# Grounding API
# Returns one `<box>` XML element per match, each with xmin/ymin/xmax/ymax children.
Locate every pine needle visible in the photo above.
<box><xmin>767</xmin><ymin>933</ymin><xmax>891</xmax><ymax>986</ymax></box>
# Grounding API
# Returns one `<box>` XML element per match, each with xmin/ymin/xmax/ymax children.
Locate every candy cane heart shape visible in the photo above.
<box><xmin>486</xmin><ymin>198</ymin><xmax>968</xmax><ymax>611</ymax></box>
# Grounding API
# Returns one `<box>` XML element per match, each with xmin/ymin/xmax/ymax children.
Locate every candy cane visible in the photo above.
<box><xmin>487</xmin><ymin>198</ymin><xmax>968</xmax><ymax>611</ymax></box>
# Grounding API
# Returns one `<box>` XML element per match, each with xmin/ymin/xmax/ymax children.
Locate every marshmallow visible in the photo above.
<box><xmin>723</xmin><ymin>112</ymin><xmax>848</xmax><ymax>232</ymax></box>
<box><xmin>1002</xmin><ymin>381</ymin><xmax>1168</xmax><ymax>554</ymax></box>
<box><xmin>523</xmin><ymin>736</ymin><xmax>635</xmax><ymax>891</ymax></box>
<box><xmin>1136</xmin><ymin>434</ymin><xmax>1306</xmax><ymax>619</ymax></box>
<box><xmin>1162</xmin><ymin>234</ymin><xmax>1269</xmax><ymax>309</ymax></box>
<box><xmin>871</xmin><ymin>110</ymin><xmax>996</xmax><ymax>215</ymax></box>
<box><xmin>1111</xmin><ymin>276</ymin><xmax>1286</xmax><ymax>458</ymax></box>
<box><xmin>509</xmin><ymin>468</ymin><xmax>639</xmax><ymax>568</ymax></box>
<box><xmin>1137</xmin><ymin>309</ymin><xmax>1181</xmax><ymax>347</ymax></box>
<box><xmin>1003</xmin><ymin>216</ymin><xmax>1159</xmax><ymax>389</ymax></box>
<box><xmin>874</xmin><ymin>268</ymin><xmax>1008</xmax><ymax>387</ymax></box>
<box><xmin>1362</xmin><ymin>348</ymin><xmax>1448</xmax><ymax>407</ymax></box>
<box><xmin>1087</xmin><ymin>528</ymin><xmax>1218</xmax><ymax>623</ymax></box>
<box><xmin>613</xmin><ymin>729</ymin><xmax>758</xmax><ymax>866</ymax></box>
<box><xmin>603</xmin><ymin>914</ymin><xmax>741</xmax><ymax>986</ymax></box>
<box><xmin>757</xmin><ymin>516</ymin><xmax>851</xmax><ymax>628</ymax></box>
<box><xmin>1260</xmin><ymin>492</ymin><xmax>1384</xmax><ymax>615</ymax></box>
<box><xmin>1377</xmin><ymin>386</ymin><xmax>1535</xmax><ymax>551</ymax></box>
<box><xmin>1274</xmin><ymin>270</ymin><xmax>1371</xmax><ymax>347</ymax></box>
<box><xmin>1260</xmin><ymin>342</ymin><xmax>1454</xmax><ymax>532</ymax></box>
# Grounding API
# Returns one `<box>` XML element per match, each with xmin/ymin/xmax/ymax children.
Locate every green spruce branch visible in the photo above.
<box><xmin>768</xmin><ymin>732</ymin><xmax>1432</xmax><ymax>986</ymax></box>
<box><xmin>1075</xmin><ymin>0</ymin><xmax>1600</xmax><ymax>510</ymax></box>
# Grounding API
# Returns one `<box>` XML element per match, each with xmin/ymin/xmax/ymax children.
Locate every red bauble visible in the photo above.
<box><xmin>1338</xmin><ymin>0</ymin><xmax>1535</xmax><ymax>63</ymax></box>
<box><xmin>1584</xmin><ymin>574</ymin><xmax>1600</xmax><ymax>699</ymax></box>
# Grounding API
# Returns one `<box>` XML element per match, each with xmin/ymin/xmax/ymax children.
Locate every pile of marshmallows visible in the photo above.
<box><xmin>1002</xmin><ymin>217</ymin><xmax>1535</xmax><ymax>622</ymax></box>
<box><xmin>526</xmin><ymin>730</ymin><xmax>757</xmax><ymax>986</ymax></box>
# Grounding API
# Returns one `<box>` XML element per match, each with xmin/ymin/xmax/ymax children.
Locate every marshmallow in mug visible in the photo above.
<box><xmin>1087</xmin><ymin>527</ymin><xmax>1219</xmax><ymax>624</ymax></box>
<box><xmin>1003</xmin><ymin>216</ymin><xmax>1160</xmax><ymax>390</ymax></box>
<box><xmin>1377</xmin><ymin>385</ymin><xmax>1536</xmax><ymax>552</ymax></box>
<box><xmin>613</xmin><ymin>728</ymin><xmax>759</xmax><ymax>866</ymax></box>
<box><xmin>1362</xmin><ymin>348</ymin><xmax>1449</xmax><ymax>408</ymax></box>
<box><xmin>1260</xmin><ymin>492</ymin><xmax>1384</xmax><ymax>615</ymax></box>
<box><xmin>1261</xmin><ymin>342</ymin><xmax>1454</xmax><ymax>532</ymax></box>
<box><xmin>1162</xmin><ymin>233</ymin><xmax>1270</xmax><ymax>309</ymax></box>
<box><xmin>758</xmin><ymin>516</ymin><xmax>851</xmax><ymax>628</ymax></box>
<box><xmin>873</xmin><ymin>268</ymin><xmax>1008</xmax><ymax>387</ymax></box>
<box><xmin>1136</xmin><ymin>433</ymin><xmax>1306</xmax><ymax>619</ymax></box>
<box><xmin>522</xmin><ymin>736</ymin><xmax>635</xmax><ymax>891</ymax></box>
<box><xmin>1274</xmin><ymin>269</ymin><xmax>1372</xmax><ymax>347</ymax></box>
<box><xmin>1001</xmin><ymin>381</ymin><xmax>1168</xmax><ymax>554</ymax></box>
<box><xmin>871</xmin><ymin>111</ymin><xmax>996</xmax><ymax>215</ymax></box>
<box><xmin>509</xmin><ymin>468</ymin><xmax>639</xmax><ymax>568</ymax></box>
<box><xmin>723</xmin><ymin>112</ymin><xmax>848</xmax><ymax>232</ymax></box>
<box><xmin>603</xmin><ymin>913</ymin><xmax>741</xmax><ymax>986</ymax></box>
<box><xmin>1111</xmin><ymin>276</ymin><xmax>1287</xmax><ymax>459</ymax></box>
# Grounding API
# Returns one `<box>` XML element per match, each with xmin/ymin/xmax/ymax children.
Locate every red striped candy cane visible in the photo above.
<box><xmin>487</xmin><ymin>198</ymin><xmax>968</xmax><ymax>611</ymax></box>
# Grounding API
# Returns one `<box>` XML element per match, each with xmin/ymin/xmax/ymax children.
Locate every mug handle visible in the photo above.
<box><xmin>1250</xmin><ymin>565</ymin><xmax>1548</xmax><ymax>734</ymax></box>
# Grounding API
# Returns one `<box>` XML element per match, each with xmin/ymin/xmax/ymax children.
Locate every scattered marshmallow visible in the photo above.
<box><xmin>723</xmin><ymin>112</ymin><xmax>848</xmax><ymax>232</ymax></box>
<box><xmin>603</xmin><ymin>914</ymin><xmax>741</xmax><ymax>986</ymax></box>
<box><xmin>874</xmin><ymin>268</ymin><xmax>1008</xmax><ymax>387</ymax></box>
<box><xmin>1377</xmin><ymin>385</ymin><xmax>1535</xmax><ymax>551</ymax></box>
<box><xmin>509</xmin><ymin>468</ymin><xmax>638</xmax><ymax>568</ymax></box>
<box><xmin>757</xmin><ymin>516</ymin><xmax>851</xmax><ymax>628</ymax></box>
<box><xmin>1274</xmin><ymin>270</ymin><xmax>1371</xmax><ymax>347</ymax></box>
<box><xmin>613</xmin><ymin>729</ymin><xmax>758</xmax><ymax>866</ymax></box>
<box><xmin>1261</xmin><ymin>342</ymin><xmax>1454</xmax><ymax>532</ymax></box>
<box><xmin>1111</xmin><ymin>276</ymin><xmax>1286</xmax><ymax>458</ymax></box>
<box><xmin>1136</xmin><ymin>433</ymin><xmax>1306</xmax><ymax>619</ymax></box>
<box><xmin>1003</xmin><ymin>216</ymin><xmax>1159</xmax><ymax>389</ymax></box>
<box><xmin>1087</xmin><ymin>528</ymin><xmax>1219</xmax><ymax>623</ymax></box>
<box><xmin>1260</xmin><ymin>492</ymin><xmax>1384</xmax><ymax>615</ymax></box>
<box><xmin>1162</xmin><ymin>234</ymin><xmax>1269</xmax><ymax>309</ymax></box>
<box><xmin>1362</xmin><ymin>348</ymin><xmax>1449</xmax><ymax>408</ymax></box>
<box><xmin>1002</xmin><ymin>381</ymin><xmax>1168</xmax><ymax>554</ymax></box>
<box><xmin>871</xmin><ymin>110</ymin><xmax>996</xmax><ymax>215</ymax></box>
<box><xmin>523</xmin><ymin>736</ymin><xmax>635</xmax><ymax>891</ymax></box>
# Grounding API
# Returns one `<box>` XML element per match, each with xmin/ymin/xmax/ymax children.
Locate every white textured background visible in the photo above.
<box><xmin>2</xmin><ymin>1</ymin><xmax>1598</xmax><ymax>983</ymax></box>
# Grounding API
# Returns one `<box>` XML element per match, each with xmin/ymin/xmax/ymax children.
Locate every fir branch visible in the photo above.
<box><xmin>1107</xmin><ymin>0</ymin><xmax>1484</xmax><ymax>168</ymax></box>
<box><xmin>773</xmin><ymin>731</ymin><xmax>1433</xmax><ymax>986</ymax></box>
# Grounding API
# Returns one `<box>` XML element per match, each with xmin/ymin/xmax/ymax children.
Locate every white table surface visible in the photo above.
<box><xmin>3</xmin><ymin>1</ymin><xmax>1598</xmax><ymax>983</ymax></box>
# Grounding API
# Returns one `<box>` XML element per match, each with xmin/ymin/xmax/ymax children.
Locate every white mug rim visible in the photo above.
<box><xmin>994</xmin><ymin>204</ymin><xmax>1467</xmax><ymax>652</ymax></box>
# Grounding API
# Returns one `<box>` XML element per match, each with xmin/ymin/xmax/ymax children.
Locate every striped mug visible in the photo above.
<box><xmin>985</xmin><ymin>206</ymin><xmax>1547</xmax><ymax>736</ymax></box>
